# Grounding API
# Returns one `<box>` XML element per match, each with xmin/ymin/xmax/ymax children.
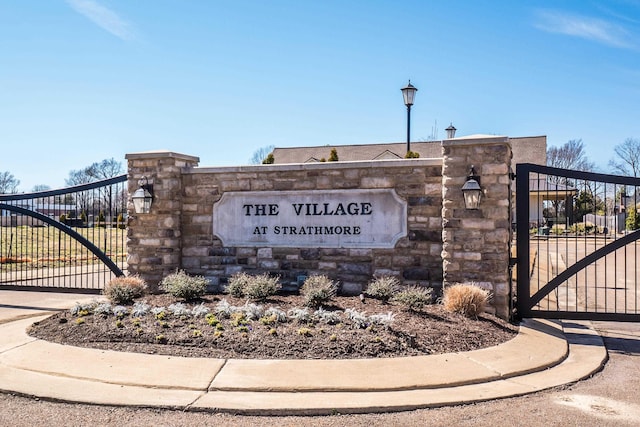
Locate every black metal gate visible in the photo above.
<box><xmin>516</xmin><ymin>163</ymin><xmax>640</xmax><ymax>321</ymax></box>
<box><xmin>0</xmin><ymin>175</ymin><xmax>127</xmax><ymax>293</ymax></box>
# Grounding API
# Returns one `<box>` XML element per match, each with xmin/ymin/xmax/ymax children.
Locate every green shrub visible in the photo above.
<box><xmin>404</xmin><ymin>151</ymin><xmax>420</xmax><ymax>159</ymax></box>
<box><xmin>116</xmin><ymin>213</ymin><xmax>126</xmax><ymax>229</ymax></box>
<box><xmin>627</xmin><ymin>205</ymin><xmax>640</xmax><ymax>230</ymax></box>
<box><xmin>225</xmin><ymin>272</ymin><xmax>252</xmax><ymax>297</ymax></box>
<box><xmin>365</xmin><ymin>276</ymin><xmax>399</xmax><ymax>302</ymax></box>
<box><xmin>392</xmin><ymin>286</ymin><xmax>433</xmax><ymax>311</ymax></box>
<box><xmin>59</xmin><ymin>214</ymin><xmax>67</xmax><ymax>224</ymax></box>
<box><xmin>551</xmin><ymin>225</ymin><xmax>564</xmax><ymax>235</ymax></box>
<box><xmin>103</xmin><ymin>275</ymin><xmax>148</xmax><ymax>305</ymax></box>
<box><xmin>442</xmin><ymin>283</ymin><xmax>490</xmax><ymax>318</ymax></box>
<box><xmin>328</xmin><ymin>148</ymin><xmax>339</xmax><ymax>162</ymax></box>
<box><xmin>97</xmin><ymin>211</ymin><xmax>106</xmax><ymax>228</ymax></box>
<box><xmin>262</xmin><ymin>153</ymin><xmax>275</xmax><ymax>164</ymax></box>
<box><xmin>160</xmin><ymin>270</ymin><xmax>208</xmax><ymax>301</ymax></box>
<box><xmin>301</xmin><ymin>275</ymin><xmax>338</xmax><ymax>308</ymax></box>
<box><xmin>244</xmin><ymin>273</ymin><xmax>280</xmax><ymax>300</ymax></box>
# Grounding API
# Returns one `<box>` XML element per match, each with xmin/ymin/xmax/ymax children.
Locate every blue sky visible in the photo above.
<box><xmin>1</xmin><ymin>0</ymin><xmax>639</xmax><ymax>192</ymax></box>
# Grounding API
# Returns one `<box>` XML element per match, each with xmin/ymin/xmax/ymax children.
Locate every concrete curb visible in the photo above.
<box><xmin>0</xmin><ymin>314</ymin><xmax>608</xmax><ymax>415</ymax></box>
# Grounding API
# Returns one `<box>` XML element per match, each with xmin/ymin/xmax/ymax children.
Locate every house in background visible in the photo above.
<box><xmin>270</xmin><ymin>132</ymin><xmax>549</xmax><ymax>229</ymax></box>
<box><xmin>271</xmin><ymin>134</ymin><xmax>546</xmax><ymax>166</ymax></box>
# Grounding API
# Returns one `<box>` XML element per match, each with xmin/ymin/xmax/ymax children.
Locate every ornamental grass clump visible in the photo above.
<box><xmin>160</xmin><ymin>270</ymin><xmax>208</xmax><ymax>301</ymax></box>
<box><xmin>243</xmin><ymin>273</ymin><xmax>280</xmax><ymax>301</ymax></box>
<box><xmin>392</xmin><ymin>286</ymin><xmax>433</xmax><ymax>311</ymax></box>
<box><xmin>103</xmin><ymin>275</ymin><xmax>148</xmax><ymax>305</ymax></box>
<box><xmin>225</xmin><ymin>272</ymin><xmax>252</xmax><ymax>297</ymax></box>
<box><xmin>365</xmin><ymin>276</ymin><xmax>400</xmax><ymax>303</ymax></box>
<box><xmin>301</xmin><ymin>275</ymin><xmax>338</xmax><ymax>308</ymax></box>
<box><xmin>442</xmin><ymin>283</ymin><xmax>491</xmax><ymax>318</ymax></box>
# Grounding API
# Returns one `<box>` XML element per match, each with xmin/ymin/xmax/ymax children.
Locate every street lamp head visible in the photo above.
<box><xmin>401</xmin><ymin>80</ymin><xmax>418</xmax><ymax>107</ymax></box>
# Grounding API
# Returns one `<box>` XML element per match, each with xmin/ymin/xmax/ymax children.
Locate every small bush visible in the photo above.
<box><xmin>214</xmin><ymin>299</ymin><xmax>234</xmax><ymax>319</ymax></box>
<box><xmin>160</xmin><ymin>270</ymin><xmax>208</xmax><ymax>301</ymax></box>
<box><xmin>442</xmin><ymin>283</ymin><xmax>490</xmax><ymax>318</ymax></box>
<box><xmin>168</xmin><ymin>302</ymin><xmax>191</xmax><ymax>317</ymax></box>
<box><xmin>288</xmin><ymin>307</ymin><xmax>311</xmax><ymax>323</ymax></box>
<box><xmin>366</xmin><ymin>276</ymin><xmax>399</xmax><ymax>302</ymax></box>
<box><xmin>112</xmin><ymin>305</ymin><xmax>129</xmax><ymax>318</ymax></box>
<box><xmin>131</xmin><ymin>301</ymin><xmax>151</xmax><ymax>317</ymax></box>
<box><xmin>301</xmin><ymin>275</ymin><xmax>338</xmax><ymax>308</ymax></box>
<box><xmin>313</xmin><ymin>307</ymin><xmax>342</xmax><ymax>325</ymax></box>
<box><xmin>368</xmin><ymin>311</ymin><xmax>396</xmax><ymax>327</ymax></box>
<box><xmin>117</xmin><ymin>213</ymin><xmax>126</xmax><ymax>229</ymax></box>
<box><xmin>244</xmin><ymin>273</ymin><xmax>280</xmax><ymax>301</ymax></box>
<box><xmin>94</xmin><ymin>302</ymin><xmax>112</xmax><ymax>317</ymax></box>
<box><xmin>191</xmin><ymin>303</ymin><xmax>210</xmax><ymax>318</ymax></box>
<box><xmin>264</xmin><ymin>307</ymin><xmax>287</xmax><ymax>323</ymax></box>
<box><xmin>345</xmin><ymin>308</ymin><xmax>368</xmax><ymax>329</ymax></box>
<box><xmin>240</xmin><ymin>302</ymin><xmax>265</xmax><ymax>320</ymax></box>
<box><xmin>297</xmin><ymin>327</ymin><xmax>312</xmax><ymax>336</ymax></box>
<box><xmin>226</xmin><ymin>272</ymin><xmax>252</xmax><ymax>297</ymax></box>
<box><xmin>103</xmin><ymin>276</ymin><xmax>147</xmax><ymax>305</ymax></box>
<box><xmin>392</xmin><ymin>286</ymin><xmax>433</xmax><ymax>311</ymax></box>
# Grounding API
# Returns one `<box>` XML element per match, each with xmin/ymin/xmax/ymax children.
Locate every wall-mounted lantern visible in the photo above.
<box><xmin>132</xmin><ymin>176</ymin><xmax>153</xmax><ymax>214</ymax></box>
<box><xmin>461</xmin><ymin>166</ymin><xmax>482</xmax><ymax>210</ymax></box>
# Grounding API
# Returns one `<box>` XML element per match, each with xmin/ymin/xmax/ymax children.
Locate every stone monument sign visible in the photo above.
<box><xmin>213</xmin><ymin>189</ymin><xmax>407</xmax><ymax>248</ymax></box>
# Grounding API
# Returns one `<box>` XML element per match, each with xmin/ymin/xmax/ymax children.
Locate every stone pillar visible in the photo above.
<box><xmin>441</xmin><ymin>137</ymin><xmax>512</xmax><ymax>319</ymax></box>
<box><xmin>125</xmin><ymin>151</ymin><xmax>200</xmax><ymax>291</ymax></box>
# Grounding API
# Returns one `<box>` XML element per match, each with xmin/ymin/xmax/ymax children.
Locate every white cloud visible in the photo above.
<box><xmin>66</xmin><ymin>0</ymin><xmax>135</xmax><ymax>41</ymax></box>
<box><xmin>534</xmin><ymin>9</ymin><xmax>635</xmax><ymax>49</ymax></box>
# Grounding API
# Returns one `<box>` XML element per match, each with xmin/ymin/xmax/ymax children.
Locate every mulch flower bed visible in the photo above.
<box><xmin>28</xmin><ymin>293</ymin><xmax>518</xmax><ymax>360</ymax></box>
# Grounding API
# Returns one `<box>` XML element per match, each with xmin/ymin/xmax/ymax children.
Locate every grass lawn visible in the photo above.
<box><xmin>0</xmin><ymin>225</ymin><xmax>126</xmax><ymax>270</ymax></box>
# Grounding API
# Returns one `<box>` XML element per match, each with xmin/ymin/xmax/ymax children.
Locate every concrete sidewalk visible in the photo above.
<box><xmin>0</xmin><ymin>291</ymin><xmax>608</xmax><ymax>415</ymax></box>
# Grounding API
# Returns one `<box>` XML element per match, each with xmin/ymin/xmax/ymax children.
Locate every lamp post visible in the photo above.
<box><xmin>401</xmin><ymin>80</ymin><xmax>418</xmax><ymax>154</ymax></box>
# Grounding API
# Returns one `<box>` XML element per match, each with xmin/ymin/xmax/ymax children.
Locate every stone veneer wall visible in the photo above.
<box><xmin>125</xmin><ymin>152</ymin><xmax>200</xmax><ymax>285</ymax></box>
<box><xmin>127</xmin><ymin>154</ymin><xmax>443</xmax><ymax>297</ymax></box>
<box><xmin>441</xmin><ymin>137</ymin><xmax>513</xmax><ymax>319</ymax></box>
<box><xmin>126</xmin><ymin>140</ymin><xmax>512</xmax><ymax>319</ymax></box>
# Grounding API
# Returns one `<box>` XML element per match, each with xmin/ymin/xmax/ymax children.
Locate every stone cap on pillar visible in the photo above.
<box><xmin>442</xmin><ymin>134</ymin><xmax>509</xmax><ymax>146</ymax></box>
<box><xmin>125</xmin><ymin>150</ymin><xmax>200</xmax><ymax>164</ymax></box>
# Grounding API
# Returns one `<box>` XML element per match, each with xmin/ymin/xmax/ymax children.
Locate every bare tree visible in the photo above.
<box><xmin>65</xmin><ymin>169</ymin><xmax>94</xmax><ymax>187</ymax></box>
<box><xmin>546</xmin><ymin>139</ymin><xmax>595</xmax><ymax>172</ymax></box>
<box><xmin>609</xmin><ymin>138</ymin><xmax>640</xmax><ymax>177</ymax></box>
<box><xmin>250</xmin><ymin>145</ymin><xmax>275</xmax><ymax>165</ymax></box>
<box><xmin>0</xmin><ymin>171</ymin><xmax>20</xmax><ymax>194</ymax></box>
<box><xmin>84</xmin><ymin>158</ymin><xmax>124</xmax><ymax>222</ymax></box>
<box><xmin>31</xmin><ymin>184</ymin><xmax>51</xmax><ymax>192</ymax></box>
<box><xmin>85</xmin><ymin>158</ymin><xmax>124</xmax><ymax>180</ymax></box>
<box><xmin>546</xmin><ymin>140</ymin><xmax>595</xmax><ymax>225</ymax></box>
<box><xmin>65</xmin><ymin>158</ymin><xmax>124</xmax><ymax>222</ymax></box>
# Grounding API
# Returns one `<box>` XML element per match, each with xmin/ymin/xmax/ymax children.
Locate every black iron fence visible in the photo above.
<box><xmin>516</xmin><ymin>163</ymin><xmax>640</xmax><ymax>321</ymax></box>
<box><xmin>0</xmin><ymin>175</ymin><xmax>127</xmax><ymax>293</ymax></box>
